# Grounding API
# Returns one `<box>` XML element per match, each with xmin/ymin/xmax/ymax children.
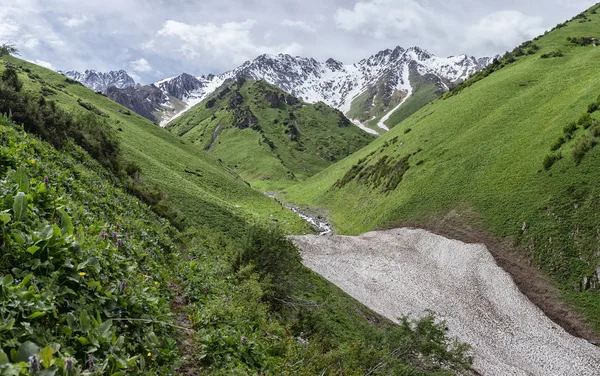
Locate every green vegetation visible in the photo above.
<box><xmin>0</xmin><ymin>48</ymin><xmax>472</xmax><ymax>374</ymax></box>
<box><xmin>285</xmin><ymin>3</ymin><xmax>600</xmax><ymax>332</ymax></box>
<box><xmin>1</xmin><ymin>56</ymin><xmax>310</xmax><ymax>235</ymax></box>
<box><xmin>167</xmin><ymin>78</ymin><xmax>374</xmax><ymax>190</ymax></box>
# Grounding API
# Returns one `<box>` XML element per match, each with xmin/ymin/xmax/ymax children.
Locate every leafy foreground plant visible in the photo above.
<box><xmin>0</xmin><ymin>119</ymin><xmax>180</xmax><ymax>375</ymax></box>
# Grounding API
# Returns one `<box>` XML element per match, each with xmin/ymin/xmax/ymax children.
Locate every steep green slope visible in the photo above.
<box><xmin>285</xmin><ymin>4</ymin><xmax>600</xmax><ymax>330</ymax></box>
<box><xmin>2</xmin><ymin>57</ymin><xmax>309</xmax><ymax>235</ymax></box>
<box><xmin>0</xmin><ymin>61</ymin><xmax>472</xmax><ymax>374</ymax></box>
<box><xmin>167</xmin><ymin>78</ymin><xmax>374</xmax><ymax>190</ymax></box>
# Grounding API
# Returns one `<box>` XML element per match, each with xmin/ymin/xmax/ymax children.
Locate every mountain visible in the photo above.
<box><xmin>76</xmin><ymin>47</ymin><xmax>490</xmax><ymax>131</ymax></box>
<box><xmin>284</xmin><ymin>5</ymin><xmax>600</xmax><ymax>337</ymax></box>
<box><xmin>167</xmin><ymin>77</ymin><xmax>375</xmax><ymax>188</ymax></box>
<box><xmin>59</xmin><ymin>69</ymin><xmax>136</xmax><ymax>92</ymax></box>
<box><xmin>156</xmin><ymin>47</ymin><xmax>491</xmax><ymax>132</ymax></box>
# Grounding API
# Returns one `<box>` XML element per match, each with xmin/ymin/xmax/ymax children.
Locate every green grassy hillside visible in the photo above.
<box><xmin>167</xmin><ymin>78</ymin><xmax>374</xmax><ymax>190</ymax></box>
<box><xmin>1</xmin><ymin>57</ymin><xmax>310</xmax><ymax>235</ymax></box>
<box><xmin>285</xmin><ymin>4</ymin><xmax>600</xmax><ymax>330</ymax></box>
<box><xmin>0</xmin><ymin>56</ymin><xmax>472</xmax><ymax>374</ymax></box>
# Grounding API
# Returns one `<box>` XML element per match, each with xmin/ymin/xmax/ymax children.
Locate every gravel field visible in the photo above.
<box><xmin>291</xmin><ymin>228</ymin><xmax>600</xmax><ymax>375</ymax></box>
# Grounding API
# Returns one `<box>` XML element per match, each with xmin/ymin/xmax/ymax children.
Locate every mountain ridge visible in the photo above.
<box><xmin>62</xmin><ymin>46</ymin><xmax>492</xmax><ymax>132</ymax></box>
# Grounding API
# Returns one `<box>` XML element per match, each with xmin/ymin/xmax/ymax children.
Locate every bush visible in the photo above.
<box><xmin>543</xmin><ymin>153</ymin><xmax>562</xmax><ymax>170</ymax></box>
<box><xmin>573</xmin><ymin>136</ymin><xmax>597</xmax><ymax>164</ymax></box>
<box><xmin>550</xmin><ymin>137</ymin><xmax>566</xmax><ymax>151</ymax></box>
<box><xmin>233</xmin><ymin>226</ymin><xmax>301</xmax><ymax>304</ymax></box>
<box><xmin>1</xmin><ymin>65</ymin><xmax>22</xmax><ymax>92</ymax></box>
<box><xmin>587</xmin><ymin>102</ymin><xmax>599</xmax><ymax>113</ymax></box>
<box><xmin>578</xmin><ymin>113</ymin><xmax>593</xmax><ymax>129</ymax></box>
<box><xmin>563</xmin><ymin>122</ymin><xmax>578</xmax><ymax>138</ymax></box>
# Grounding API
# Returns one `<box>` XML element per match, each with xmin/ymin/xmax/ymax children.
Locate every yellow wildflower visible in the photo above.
<box><xmin>78</xmin><ymin>272</ymin><xmax>86</xmax><ymax>277</ymax></box>
<box><xmin>147</xmin><ymin>352</ymin><xmax>151</xmax><ymax>357</ymax></box>
<box><xmin>154</xmin><ymin>281</ymin><xmax>158</xmax><ymax>285</ymax></box>
<box><xmin>30</xmin><ymin>159</ymin><xmax>36</xmax><ymax>164</ymax></box>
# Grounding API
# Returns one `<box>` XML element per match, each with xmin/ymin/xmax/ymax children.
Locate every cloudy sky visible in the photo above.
<box><xmin>1</xmin><ymin>0</ymin><xmax>596</xmax><ymax>83</ymax></box>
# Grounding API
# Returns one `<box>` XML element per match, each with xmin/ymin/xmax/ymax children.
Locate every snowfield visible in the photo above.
<box><xmin>292</xmin><ymin>228</ymin><xmax>600</xmax><ymax>376</ymax></box>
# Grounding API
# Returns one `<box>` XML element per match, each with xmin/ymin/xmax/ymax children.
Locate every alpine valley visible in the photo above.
<box><xmin>3</xmin><ymin>2</ymin><xmax>600</xmax><ymax>376</ymax></box>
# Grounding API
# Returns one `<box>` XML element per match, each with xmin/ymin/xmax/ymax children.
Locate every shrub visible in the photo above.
<box><xmin>573</xmin><ymin>136</ymin><xmax>597</xmax><ymax>164</ymax></box>
<box><xmin>563</xmin><ymin>122</ymin><xmax>578</xmax><ymax>138</ymax></box>
<box><xmin>587</xmin><ymin>102</ymin><xmax>599</xmax><ymax>113</ymax></box>
<box><xmin>578</xmin><ymin>113</ymin><xmax>593</xmax><ymax>129</ymax></box>
<box><xmin>543</xmin><ymin>153</ymin><xmax>562</xmax><ymax>170</ymax></box>
<box><xmin>551</xmin><ymin>137</ymin><xmax>566</xmax><ymax>151</ymax></box>
<box><xmin>1</xmin><ymin>65</ymin><xmax>23</xmax><ymax>92</ymax></box>
<box><xmin>233</xmin><ymin>226</ymin><xmax>301</xmax><ymax>304</ymax></box>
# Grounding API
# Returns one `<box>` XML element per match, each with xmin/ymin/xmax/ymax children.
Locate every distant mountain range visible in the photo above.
<box><xmin>58</xmin><ymin>69</ymin><xmax>136</xmax><ymax>92</ymax></box>
<box><xmin>62</xmin><ymin>46</ymin><xmax>493</xmax><ymax>134</ymax></box>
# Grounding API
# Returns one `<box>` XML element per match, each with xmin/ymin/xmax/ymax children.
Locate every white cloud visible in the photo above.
<box><xmin>281</xmin><ymin>19</ymin><xmax>316</xmax><ymax>33</ymax></box>
<box><xmin>149</xmin><ymin>19</ymin><xmax>303</xmax><ymax>65</ymax></box>
<box><xmin>334</xmin><ymin>0</ymin><xmax>427</xmax><ymax>39</ymax></box>
<box><xmin>464</xmin><ymin>11</ymin><xmax>545</xmax><ymax>54</ymax></box>
<box><xmin>130</xmin><ymin>57</ymin><xmax>152</xmax><ymax>72</ymax></box>
<box><xmin>32</xmin><ymin>59</ymin><xmax>55</xmax><ymax>70</ymax></box>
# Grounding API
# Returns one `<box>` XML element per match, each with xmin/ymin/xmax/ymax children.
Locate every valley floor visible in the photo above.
<box><xmin>292</xmin><ymin>228</ymin><xmax>600</xmax><ymax>376</ymax></box>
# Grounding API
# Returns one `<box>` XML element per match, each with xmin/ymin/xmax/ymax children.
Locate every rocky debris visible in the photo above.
<box><xmin>292</xmin><ymin>228</ymin><xmax>600</xmax><ymax>375</ymax></box>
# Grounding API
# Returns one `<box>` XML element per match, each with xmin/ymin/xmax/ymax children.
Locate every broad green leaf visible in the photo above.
<box><xmin>80</xmin><ymin>311</ymin><xmax>92</xmax><ymax>333</ymax></box>
<box><xmin>0</xmin><ymin>211</ymin><xmax>10</xmax><ymax>225</ymax></box>
<box><xmin>52</xmin><ymin>224</ymin><xmax>61</xmax><ymax>238</ymax></box>
<box><xmin>26</xmin><ymin>245</ymin><xmax>40</xmax><ymax>255</ymax></box>
<box><xmin>26</xmin><ymin>311</ymin><xmax>46</xmax><ymax>320</ymax></box>
<box><xmin>1</xmin><ymin>274</ymin><xmax>14</xmax><ymax>286</ymax></box>
<box><xmin>38</xmin><ymin>369</ymin><xmax>57</xmax><ymax>376</ymax></box>
<box><xmin>59</xmin><ymin>210</ymin><xmax>73</xmax><ymax>236</ymax></box>
<box><xmin>12</xmin><ymin>192</ymin><xmax>27</xmax><ymax>221</ymax></box>
<box><xmin>66</xmin><ymin>313</ymin><xmax>78</xmax><ymax>330</ymax></box>
<box><xmin>40</xmin><ymin>225</ymin><xmax>53</xmax><ymax>240</ymax></box>
<box><xmin>0</xmin><ymin>349</ymin><xmax>8</xmax><ymax>364</ymax></box>
<box><xmin>96</xmin><ymin>320</ymin><xmax>112</xmax><ymax>339</ymax></box>
<box><xmin>12</xmin><ymin>232</ymin><xmax>24</xmax><ymax>245</ymax></box>
<box><xmin>36</xmin><ymin>183</ymin><xmax>46</xmax><ymax>194</ymax></box>
<box><xmin>13</xmin><ymin>168</ymin><xmax>29</xmax><ymax>192</ymax></box>
<box><xmin>0</xmin><ymin>319</ymin><xmax>15</xmax><ymax>331</ymax></box>
<box><xmin>16</xmin><ymin>341</ymin><xmax>40</xmax><ymax>362</ymax></box>
<box><xmin>39</xmin><ymin>346</ymin><xmax>54</xmax><ymax>368</ymax></box>
<box><xmin>77</xmin><ymin>337</ymin><xmax>91</xmax><ymax>346</ymax></box>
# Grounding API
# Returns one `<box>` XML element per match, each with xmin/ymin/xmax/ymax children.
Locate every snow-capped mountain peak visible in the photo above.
<box><xmin>59</xmin><ymin>69</ymin><xmax>136</xmax><ymax>93</ymax></box>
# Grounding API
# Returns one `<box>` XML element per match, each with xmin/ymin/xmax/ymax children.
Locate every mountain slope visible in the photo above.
<box><xmin>284</xmin><ymin>4</ymin><xmax>600</xmax><ymax>332</ymax></box>
<box><xmin>167</xmin><ymin>77</ymin><xmax>375</xmax><ymax>189</ymax></box>
<box><xmin>0</xmin><ymin>56</ymin><xmax>473</xmax><ymax>375</ymax></box>
<box><xmin>7</xmin><ymin>56</ymin><xmax>310</xmax><ymax>235</ymax></box>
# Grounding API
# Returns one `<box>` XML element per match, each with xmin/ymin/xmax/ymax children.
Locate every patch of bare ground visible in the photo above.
<box><xmin>169</xmin><ymin>282</ymin><xmax>201</xmax><ymax>376</ymax></box>
<box><xmin>393</xmin><ymin>209</ymin><xmax>598</xmax><ymax>343</ymax></box>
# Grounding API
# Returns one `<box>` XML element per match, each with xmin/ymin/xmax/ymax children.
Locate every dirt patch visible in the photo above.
<box><xmin>292</xmin><ymin>228</ymin><xmax>600</xmax><ymax>376</ymax></box>
<box><xmin>169</xmin><ymin>282</ymin><xmax>201</xmax><ymax>376</ymax></box>
<box><xmin>392</xmin><ymin>209</ymin><xmax>599</xmax><ymax>342</ymax></box>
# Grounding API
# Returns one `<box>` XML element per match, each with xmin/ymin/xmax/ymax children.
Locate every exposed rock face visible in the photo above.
<box><xmin>105</xmin><ymin>85</ymin><xmax>166</xmax><ymax>123</ymax></box>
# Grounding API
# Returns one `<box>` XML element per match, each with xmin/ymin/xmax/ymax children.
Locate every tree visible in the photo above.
<box><xmin>0</xmin><ymin>43</ymin><xmax>19</xmax><ymax>57</ymax></box>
